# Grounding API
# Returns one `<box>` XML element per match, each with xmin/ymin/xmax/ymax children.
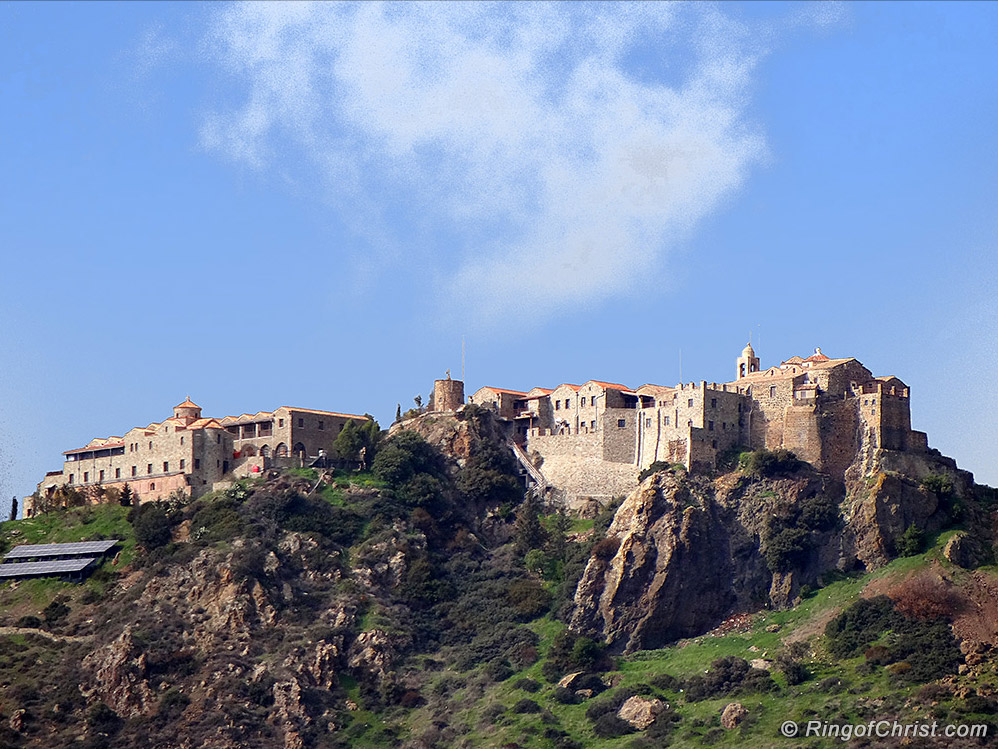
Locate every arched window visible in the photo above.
<box><xmin>293</xmin><ymin>442</ymin><xmax>306</xmax><ymax>457</ymax></box>
<box><xmin>275</xmin><ymin>443</ymin><xmax>289</xmax><ymax>457</ymax></box>
<box><xmin>260</xmin><ymin>445</ymin><xmax>271</xmax><ymax>458</ymax></box>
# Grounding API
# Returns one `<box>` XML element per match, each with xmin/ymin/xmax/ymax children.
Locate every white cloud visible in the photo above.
<box><xmin>200</xmin><ymin>2</ymin><xmax>777</xmax><ymax>325</ymax></box>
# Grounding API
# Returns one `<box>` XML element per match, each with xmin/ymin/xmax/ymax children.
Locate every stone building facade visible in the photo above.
<box><xmin>470</xmin><ymin>345</ymin><xmax>931</xmax><ymax>505</ymax></box>
<box><xmin>27</xmin><ymin>398</ymin><xmax>371</xmax><ymax>515</ymax></box>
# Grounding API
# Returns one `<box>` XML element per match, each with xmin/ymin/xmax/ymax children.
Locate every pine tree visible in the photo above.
<box><xmin>8</xmin><ymin>496</ymin><xmax>16</xmax><ymax>522</ymax></box>
<box><xmin>395</xmin><ymin>403</ymin><xmax>402</xmax><ymax>423</ymax></box>
<box><xmin>120</xmin><ymin>483</ymin><xmax>133</xmax><ymax>507</ymax></box>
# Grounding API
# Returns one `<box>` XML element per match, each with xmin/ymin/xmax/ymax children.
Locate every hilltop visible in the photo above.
<box><xmin>0</xmin><ymin>408</ymin><xmax>995</xmax><ymax>748</ymax></box>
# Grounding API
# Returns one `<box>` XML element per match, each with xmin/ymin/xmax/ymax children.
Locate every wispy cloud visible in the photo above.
<box><xmin>200</xmin><ymin>2</ymin><xmax>797</xmax><ymax>325</ymax></box>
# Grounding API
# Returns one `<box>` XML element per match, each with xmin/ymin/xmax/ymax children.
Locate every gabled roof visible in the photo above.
<box><xmin>475</xmin><ymin>386</ymin><xmax>528</xmax><ymax>396</ymax></box>
<box><xmin>583</xmin><ymin>380</ymin><xmax>632</xmax><ymax>392</ymax></box>
<box><xmin>175</xmin><ymin>398</ymin><xmax>200</xmax><ymax>409</ymax></box>
<box><xmin>64</xmin><ymin>440</ymin><xmax>125</xmax><ymax>455</ymax></box>
<box><xmin>551</xmin><ymin>383</ymin><xmax>581</xmax><ymax>392</ymax></box>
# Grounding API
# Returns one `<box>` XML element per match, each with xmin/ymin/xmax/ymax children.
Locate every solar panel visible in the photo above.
<box><xmin>0</xmin><ymin>558</ymin><xmax>97</xmax><ymax>578</ymax></box>
<box><xmin>3</xmin><ymin>540</ymin><xmax>120</xmax><ymax>561</ymax></box>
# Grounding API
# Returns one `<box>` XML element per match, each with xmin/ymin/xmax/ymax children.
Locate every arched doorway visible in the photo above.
<box><xmin>293</xmin><ymin>442</ymin><xmax>307</xmax><ymax>458</ymax></box>
<box><xmin>242</xmin><ymin>444</ymin><xmax>257</xmax><ymax>457</ymax></box>
<box><xmin>275</xmin><ymin>443</ymin><xmax>288</xmax><ymax>457</ymax></box>
<box><xmin>260</xmin><ymin>445</ymin><xmax>271</xmax><ymax>458</ymax></box>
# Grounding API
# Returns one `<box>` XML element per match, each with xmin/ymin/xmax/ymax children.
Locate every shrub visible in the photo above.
<box><xmin>507</xmin><ymin>579</ymin><xmax>551</xmax><ymax>621</ymax></box>
<box><xmin>889</xmin><ymin>572</ymin><xmax>963</xmax><ymax>620</ymax></box>
<box><xmin>921</xmin><ymin>474</ymin><xmax>954</xmax><ymax>497</ymax></box>
<box><xmin>86</xmin><ymin>702</ymin><xmax>122</xmax><ymax>735</ymax></box>
<box><xmin>43</xmin><ymin>598</ymin><xmax>71</xmax><ymax>624</ymax></box>
<box><xmin>570</xmin><ymin>638</ymin><xmax>605</xmax><ymax>671</ymax></box>
<box><xmin>897</xmin><ymin>524</ymin><xmax>924</xmax><ymax>557</ymax></box>
<box><xmin>739</xmin><ymin>449</ymin><xmax>802</xmax><ymax>477</ymax></box>
<box><xmin>371</xmin><ymin>432</ymin><xmax>444</xmax><ymax>487</ymax></box>
<box><xmin>131</xmin><ymin>502</ymin><xmax>173</xmax><ymax>549</ymax></box>
<box><xmin>16</xmin><ymin>615</ymin><xmax>41</xmax><ymax>628</ymax></box>
<box><xmin>763</xmin><ymin>525</ymin><xmax>811</xmax><ymax>573</ymax></box>
<box><xmin>864</xmin><ymin>645</ymin><xmax>891</xmax><ymax>665</ymax></box>
<box><xmin>485</xmin><ymin>659</ymin><xmax>514</xmax><ymax>682</ymax></box>
<box><xmin>776</xmin><ymin>653</ymin><xmax>809</xmax><ymax>685</ymax></box>
<box><xmin>552</xmin><ymin>687</ymin><xmax>581</xmax><ymax>705</ymax></box>
<box><xmin>825</xmin><ymin>596</ymin><xmax>896</xmax><ymax>658</ymax></box>
<box><xmin>513</xmin><ymin>678</ymin><xmax>541</xmax><ymax>693</ymax></box>
<box><xmin>650</xmin><ymin>672</ymin><xmax>678</xmax><ymax>691</ymax></box>
<box><xmin>682</xmin><ymin>657</ymin><xmax>776</xmax><ymax>701</ymax></box>
<box><xmin>592</xmin><ymin>536</ymin><xmax>621</xmax><ymax>561</ymax></box>
<box><xmin>592</xmin><ymin>714</ymin><xmax>634</xmax><ymax>739</ymax></box>
<box><xmin>511</xmin><ymin>698</ymin><xmax>542</xmax><ymax>714</ymax></box>
<box><xmin>638</xmin><ymin>461</ymin><xmax>672</xmax><ymax>482</ymax></box>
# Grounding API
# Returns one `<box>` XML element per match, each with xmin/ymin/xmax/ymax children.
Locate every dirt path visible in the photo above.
<box><xmin>0</xmin><ymin>626</ymin><xmax>90</xmax><ymax>644</ymax></box>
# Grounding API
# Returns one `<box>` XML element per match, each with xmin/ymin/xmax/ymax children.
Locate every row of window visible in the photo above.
<box><xmin>68</xmin><ymin>457</ymin><xmax>206</xmax><ymax>485</ymax></box>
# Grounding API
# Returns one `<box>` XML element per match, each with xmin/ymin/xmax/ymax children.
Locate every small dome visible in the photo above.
<box><xmin>741</xmin><ymin>342</ymin><xmax>756</xmax><ymax>358</ymax></box>
<box><xmin>175</xmin><ymin>397</ymin><xmax>200</xmax><ymax>410</ymax></box>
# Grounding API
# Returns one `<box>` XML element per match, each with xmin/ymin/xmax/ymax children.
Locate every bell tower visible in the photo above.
<box><xmin>736</xmin><ymin>343</ymin><xmax>760</xmax><ymax>380</ymax></box>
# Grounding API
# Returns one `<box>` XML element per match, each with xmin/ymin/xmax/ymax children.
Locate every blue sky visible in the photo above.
<box><xmin>2</xmin><ymin>1</ymin><xmax>997</xmax><ymax>503</ymax></box>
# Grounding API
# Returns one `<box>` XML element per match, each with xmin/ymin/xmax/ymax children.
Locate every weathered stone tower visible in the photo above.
<box><xmin>432</xmin><ymin>373</ymin><xmax>465</xmax><ymax>413</ymax></box>
<box><xmin>736</xmin><ymin>343</ymin><xmax>760</xmax><ymax>380</ymax></box>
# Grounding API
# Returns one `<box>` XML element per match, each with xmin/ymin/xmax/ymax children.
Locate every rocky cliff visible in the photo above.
<box><xmin>571</xmin><ymin>446</ymin><xmax>986</xmax><ymax>652</ymax></box>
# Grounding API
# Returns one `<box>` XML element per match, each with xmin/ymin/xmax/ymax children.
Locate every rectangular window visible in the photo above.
<box><xmin>115</xmin><ymin>468</ymin><xmax>121</xmax><ymax>479</ymax></box>
<box><xmin>148</xmin><ymin>441</ymin><xmax>153</xmax><ymax>450</ymax></box>
<box><xmin>318</xmin><ymin>421</ymin><xmax>324</xmax><ymax>430</ymax></box>
<box><xmin>711</xmin><ymin>398</ymin><xmax>717</xmax><ymax>408</ymax></box>
<box><xmin>216</xmin><ymin>435</ymin><xmax>221</xmax><ymax>444</ymax></box>
<box><xmin>69</xmin><ymin>474</ymin><xmax>74</xmax><ymax>484</ymax></box>
<box><xmin>84</xmin><ymin>471</ymin><xmax>89</xmax><ymax>483</ymax></box>
<box><xmin>194</xmin><ymin>459</ymin><xmax>200</xmax><ymax>470</ymax></box>
<box><xmin>617</xmin><ymin>419</ymin><xmax>626</xmax><ymax>428</ymax></box>
<box><xmin>180</xmin><ymin>459</ymin><xmax>185</xmax><ymax>470</ymax></box>
<box><xmin>147</xmin><ymin>464</ymin><xmax>153</xmax><ymax>475</ymax></box>
<box><xmin>279</xmin><ymin>418</ymin><xmax>284</xmax><ymax>428</ymax></box>
<box><xmin>131</xmin><ymin>466</ymin><xmax>137</xmax><ymax>477</ymax></box>
<box><xmin>645</xmin><ymin>418</ymin><xmax>652</xmax><ymax>427</ymax></box>
<box><xmin>708</xmin><ymin>421</ymin><xmax>714</xmax><ymax>431</ymax></box>
<box><xmin>770</xmin><ymin>386</ymin><xmax>776</xmax><ymax>397</ymax></box>
<box><xmin>591</xmin><ymin>420</ymin><xmax>596</xmax><ymax>429</ymax></box>
<box><xmin>722</xmin><ymin>422</ymin><xmax>727</xmax><ymax>431</ymax></box>
<box><xmin>688</xmin><ymin>398</ymin><xmax>694</xmax><ymax>408</ymax></box>
<box><xmin>163</xmin><ymin>461</ymin><xmax>169</xmax><ymax>472</ymax></box>
<box><xmin>712</xmin><ymin>439</ymin><xmax>718</xmax><ymax>449</ymax></box>
<box><xmin>180</xmin><ymin>437</ymin><xmax>184</xmax><ymax>445</ymax></box>
<box><xmin>555</xmin><ymin>401</ymin><xmax>560</xmax><ymax>410</ymax></box>
<box><xmin>298</xmin><ymin>418</ymin><xmax>304</xmax><ymax>427</ymax></box>
<box><xmin>99</xmin><ymin>470</ymin><xmax>104</xmax><ymax>482</ymax></box>
<box><xmin>664</xmin><ymin>416</ymin><xmax>670</xmax><ymax>426</ymax></box>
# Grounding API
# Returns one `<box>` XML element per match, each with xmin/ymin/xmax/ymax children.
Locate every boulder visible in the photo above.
<box><xmin>616</xmin><ymin>695</ymin><xmax>666</xmax><ymax>730</ymax></box>
<box><xmin>721</xmin><ymin>702</ymin><xmax>748</xmax><ymax>729</ymax></box>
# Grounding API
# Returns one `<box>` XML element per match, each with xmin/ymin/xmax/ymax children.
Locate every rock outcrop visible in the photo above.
<box><xmin>572</xmin><ymin>446</ymin><xmax>981</xmax><ymax>651</ymax></box>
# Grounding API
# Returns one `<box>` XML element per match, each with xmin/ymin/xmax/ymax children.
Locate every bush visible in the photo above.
<box><xmin>552</xmin><ymin>687</ymin><xmax>581</xmax><ymax>705</ymax></box>
<box><xmin>592</xmin><ymin>714</ymin><xmax>634</xmax><ymax>739</ymax></box>
<box><xmin>638</xmin><ymin>461</ymin><xmax>672</xmax><ymax>482</ymax></box>
<box><xmin>42</xmin><ymin>598</ymin><xmax>70</xmax><ymax>624</ymax></box>
<box><xmin>513</xmin><ymin>678</ymin><xmax>541</xmax><ymax>693</ymax></box>
<box><xmin>592</xmin><ymin>536</ymin><xmax>621</xmax><ymax>561</ymax></box>
<box><xmin>825</xmin><ymin>596</ymin><xmax>897</xmax><ymax>658</ymax></box>
<box><xmin>16</xmin><ymin>615</ymin><xmax>41</xmax><ymax>628</ymax></box>
<box><xmin>131</xmin><ymin>502</ymin><xmax>173</xmax><ymax>549</ymax></box>
<box><xmin>763</xmin><ymin>525</ymin><xmax>811</xmax><ymax>573</ymax></box>
<box><xmin>776</xmin><ymin>653</ymin><xmax>809</xmax><ymax>685</ymax></box>
<box><xmin>511</xmin><ymin>698</ymin><xmax>542</xmax><ymax>714</ymax></box>
<box><xmin>484</xmin><ymin>659</ymin><xmax>514</xmax><ymax>682</ymax></box>
<box><xmin>897</xmin><ymin>524</ymin><xmax>924</xmax><ymax>557</ymax></box>
<box><xmin>739</xmin><ymin>449</ymin><xmax>802</xmax><ymax>477</ymax></box>
<box><xmin>371</xmin><ymin>432</ymin><xmax>444</xmax><ymax>488</ymax></box>
<box><xmin>507</xmin><ymin>579</ymin><xmax>551</xmax><ymax>621</ymax></box>
<box><xmin>889</xmin><ymin>572</ymin><xmax>963</xmax><ymax>620</ymax></box>
<box><xmin>682</xmin><ymin>657</ymin><xmax>776</xmax><ymax>702</ymax></box>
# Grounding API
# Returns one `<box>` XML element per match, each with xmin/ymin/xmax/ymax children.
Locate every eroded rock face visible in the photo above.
<box><xmin>81</xmin><ymin>626</ymin><xmax>157</xmax><ymax>718</ymax></box>
<box><xmin>572</xmin><ymin>445</ymin><xmax>978</xmax><ymax>651</ymax></box>
<box><xmin>570</xmin><ymin>474</ymin><xmax>738</xmax><ymax>652</ymax></box>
